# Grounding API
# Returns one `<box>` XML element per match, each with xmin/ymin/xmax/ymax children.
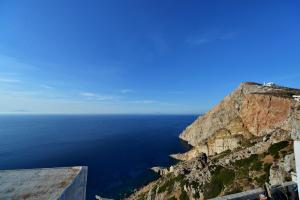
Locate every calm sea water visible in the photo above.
<box><xmin>0</xmin><ymin>115</ymin><xmax>196</xmax><ymax>199</ymax></box>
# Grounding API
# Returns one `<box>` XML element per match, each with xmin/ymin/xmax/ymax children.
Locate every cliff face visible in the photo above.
<box><xmin>177</xmin><ymin>82</ymin><xmax>300</xmax><ymax>158</ymax></box>
<box><xmin>128</xmin><ymin>83</ymin><xmax>300</xmax><ymax>200</ymax></box>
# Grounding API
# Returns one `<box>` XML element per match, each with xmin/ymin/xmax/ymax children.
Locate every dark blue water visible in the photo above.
<box><xmin>0</xmin><ymin>115</ymin><xmax>196</xmax><ymax>199</ymax></box>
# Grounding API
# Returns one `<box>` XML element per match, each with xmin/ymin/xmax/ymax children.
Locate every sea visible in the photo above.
<box><xmin>0</xmin><ymin>114</ymin><xmax>196</xmax><ymax>200</ymax></box>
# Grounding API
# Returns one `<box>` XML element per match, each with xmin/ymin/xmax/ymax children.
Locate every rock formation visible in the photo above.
<box><xmin>127</xmin><ymin>82</ymin><xmax>300</xmax><ymax>200</ymax></box>
<box><xmin>176</xmin><ymin>82</ymin><xmax>300</xmax><ymax>159</ymax></box>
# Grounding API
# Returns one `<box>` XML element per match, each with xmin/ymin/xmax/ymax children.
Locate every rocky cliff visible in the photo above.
<box><xmin>128</xmin><ymin>82</ymin><xmax>300</xmax><ymax>200</ymax></box>
<box><xmin>173</xmin><ymin>82</ymin><xmax>300</xmax><ymax>160</ymax></box>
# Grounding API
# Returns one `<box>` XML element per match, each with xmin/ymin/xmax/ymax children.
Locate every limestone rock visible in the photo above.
<box><xmin>284</xmin><ymin>153</ymin><xmax>295</xmax><ymax>172</ymax></box>
<box><xmin>179</xmin><ymin>82</ymin><xmax>300</xmax><ymax>158</ymax></box>
<box><xmin>269</xmin><ymin>153</ymin><xmax>295</xmax><ymax>185</ymax></box>
<box><xmin>95</xmin><ymin>195</ymin><xmax>114</xmax><ymax>200</ymax></box>
<box><xmin>269</xmin><ymin>163</ymin><xmax>285</xmax><ymax>185</ymax></box>
<box><xmin>151</xmin><ymin>167</ymin><xmax>169</xmax><ymax>175</ymax></box>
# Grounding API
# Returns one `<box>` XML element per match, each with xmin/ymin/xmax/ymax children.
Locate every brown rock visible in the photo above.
<box><xmin>179</xmin><ymin>82</ymin><xmax>300</xmax><ymax>158</ymax></box>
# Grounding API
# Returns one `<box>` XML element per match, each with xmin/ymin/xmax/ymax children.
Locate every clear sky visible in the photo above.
<box><xmin>0</xmin><ymin>0</ymin><xmax>300</xmax><ymax>114</ymax></box>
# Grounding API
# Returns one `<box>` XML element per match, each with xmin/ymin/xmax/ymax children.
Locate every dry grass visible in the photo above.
<box><xmin>262</xmin><ymin>155</ymin><xmax>273</xmax><ymax>164</ymax></box>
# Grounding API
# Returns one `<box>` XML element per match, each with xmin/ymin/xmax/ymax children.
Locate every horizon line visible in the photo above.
<box><xmin>0</xmin><ymin>112</ymin><xmax>202</xmax><ymax>116</ymax></box>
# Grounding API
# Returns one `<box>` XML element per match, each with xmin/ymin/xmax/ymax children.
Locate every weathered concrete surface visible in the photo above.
<box><xmin>0</xmin><ymin>166</ymin><xmax>88</xmax><ymax>200</ymax></box>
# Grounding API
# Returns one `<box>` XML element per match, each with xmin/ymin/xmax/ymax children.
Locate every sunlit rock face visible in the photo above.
<box><xmin>178</xmin><ymin>82</ymin><xmax>300</xmax><ymax>159</ymax></box>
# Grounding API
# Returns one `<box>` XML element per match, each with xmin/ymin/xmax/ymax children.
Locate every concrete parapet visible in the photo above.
<box><xmin>209</xmin><ymin>182</ymin><xmax>298</xmax><ymax>200</ymax></box>
<box><xmin>0</xmin><ymin>166</ymin><xmax>88</xmax><ymax>200</ymax></box>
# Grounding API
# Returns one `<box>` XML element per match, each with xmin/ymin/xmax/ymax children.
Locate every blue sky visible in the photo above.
<box><xmin>0</xmin><ymin>0</ymin><xmax>300</xmax><ymax>114</ymax></box>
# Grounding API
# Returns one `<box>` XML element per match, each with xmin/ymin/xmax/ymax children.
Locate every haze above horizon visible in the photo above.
<box><xmin>0</xmin><ymin>0</ymin><xmax>300</xmax><ymax>114</ymax></box>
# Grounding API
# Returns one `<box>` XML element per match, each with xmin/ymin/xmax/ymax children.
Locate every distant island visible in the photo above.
<box><xmin>128</xmin><ymin>82</ymin><xmax>300</xmax><ymax>200</ymax></box>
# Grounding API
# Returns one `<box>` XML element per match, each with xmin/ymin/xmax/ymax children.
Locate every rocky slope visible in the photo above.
<box><xmin>127</xmin><ymin>82</ymin><xmax>300</xmax><ymax>200</ymax></box>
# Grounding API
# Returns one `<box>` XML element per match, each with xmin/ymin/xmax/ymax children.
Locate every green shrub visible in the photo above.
<box><xmin>179</xmin><ymin>190</ymin><xmax>189</xmax><ymax>200</ymax></box>
<box><xmin>190</xmin><ymin>181</ymin><xmax>199</xmax><ymax>189</ymax></box>
<box><xmin>236</xmin><ymin>166</ymin><xmax>249</xmax><ymax>178</ymax></box>
<box><xmin>250</xmin><ymin>162</ymin><xmax>272</xmax><ymax>186</ymax></box>
<box><xmin>151</xmin><ymin>185</ymin><xmax>158</xmax><ymax>199</ymax></box>
<box><xmin>268</xmin><ymin>141</ymin><xmax>289</xmax><ymax>156</ymax></box>
<box><xmin>240</xmin><ymin>139</ymin><xmax>253</xmax><ymax>148</ymax></box>
<box><xmin>219</xmin><ymin>149</ymin><xmax>232</xmax><ymax>157</ymax></box>
<box><xmin>203</xmin><ymin>178</ymin><xmax>223</xmax><ymax>199</ymax></box>
<box><xmin>280</xmin><ymin>150</ymin><xmax>287</xmax><ymax>156</ymax></box>
<box><xmin>158</xmin><ymin>179</ymin><xmax>173</xmax><ymax>193</ymax></box>
<box><xmin>263</xmin><ymin>163</ymin><xmax>272</xmax><ymax>177</ymax></box>
<box><xmin>235</xmin><ymin>154</ymin><xmax>259</xmax><ymax>167</ymax></box>
<box><xmin>254</xmin><ymin>174</ymin><xmax>267</xmax><ymax>186</ymax></box>
<box><xmin>213</xmin><ymin>165</ymin><xmax>235</xmax><ymax>185</ymax></box>
<box><xmin>193</xmin><ymin>191</ymin><xmax>200</xmax><ymax>199</ymax></box>
<box><xmin>168</xmin><ymin>196</ymin><xmax>177</xmax><ymax>200</ymax></box>
<box><xmin>158</xmin><ymin>174</ymin><xmax>187</xmax><ymax>193</ymax></box>
<box><xmin>285</xmin><ymin>176</ymin><xmax>292</xmax><ymax>182</ymax></box>
<box><xmin>203</xmin><ymin>166</ymin><xmax>235</xmax><ymax>199</ymax></box>
<box><xmin>222</xmin><ymin>169</ymin><xmax>235</xmax><ymax>185</ymax></box>
<box><xmin>235</xmin><ymin>154</ymin><xmax>262</xmax><ymax>177</ymax></box>
<box><xmin>251</xmin><ymin>160</ymin><xmax>263</xmax><ymax>171</ymax></box>
<box><xmin>274</xmin><ymin>153</ymin><xmax>280</xmax><ymax>159</ymax></box>
<box><xmin>174</xmin><ymin>174</ymin><xmax>186</xmax><ymax>185</ymax></box>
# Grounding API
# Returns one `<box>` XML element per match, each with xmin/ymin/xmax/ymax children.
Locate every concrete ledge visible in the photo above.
<box><xmin>0</xmin><ymin>166</ymin><xmax>88</xmax><ymax>200</ymax></box>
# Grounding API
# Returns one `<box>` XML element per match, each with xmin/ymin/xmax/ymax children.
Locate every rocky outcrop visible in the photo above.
<box><xmin>291</xmin><ymin>101</ymin><xmax>300</xmax><ymax>140</ymax></box>
<box><xmin>95</xmin><ymin>196</ymin><xmax>114</xmax><ymax>200</ymax></box>
<box><xmin>128</xmin><ymin>83</ymin><xmax>300</xmax><ymax>200</ymax></box>
<box><xmin>177</xmin><ymin>82</ymin><xmax>300</xmax><ymax>159</ymax></box>
<box><xmin>151</xmin><ymin>166</ymin><xmax>174</xmax><ymax>176</ymax></box>
<box><xmin>269</xmin><ymin>153</ymin><xmax>295</xmax><ymax>185</ymax></box>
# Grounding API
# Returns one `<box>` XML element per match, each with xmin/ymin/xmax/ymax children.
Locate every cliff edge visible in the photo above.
<box><xmin>172</xmin><ymin>82</ymin><xmax>300</xmax><ymax>160</ymax></box>
<box><xmin>128</xmin><ymin>82</ymin><xmax>300</xmax><ymax>200</ymax></box>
